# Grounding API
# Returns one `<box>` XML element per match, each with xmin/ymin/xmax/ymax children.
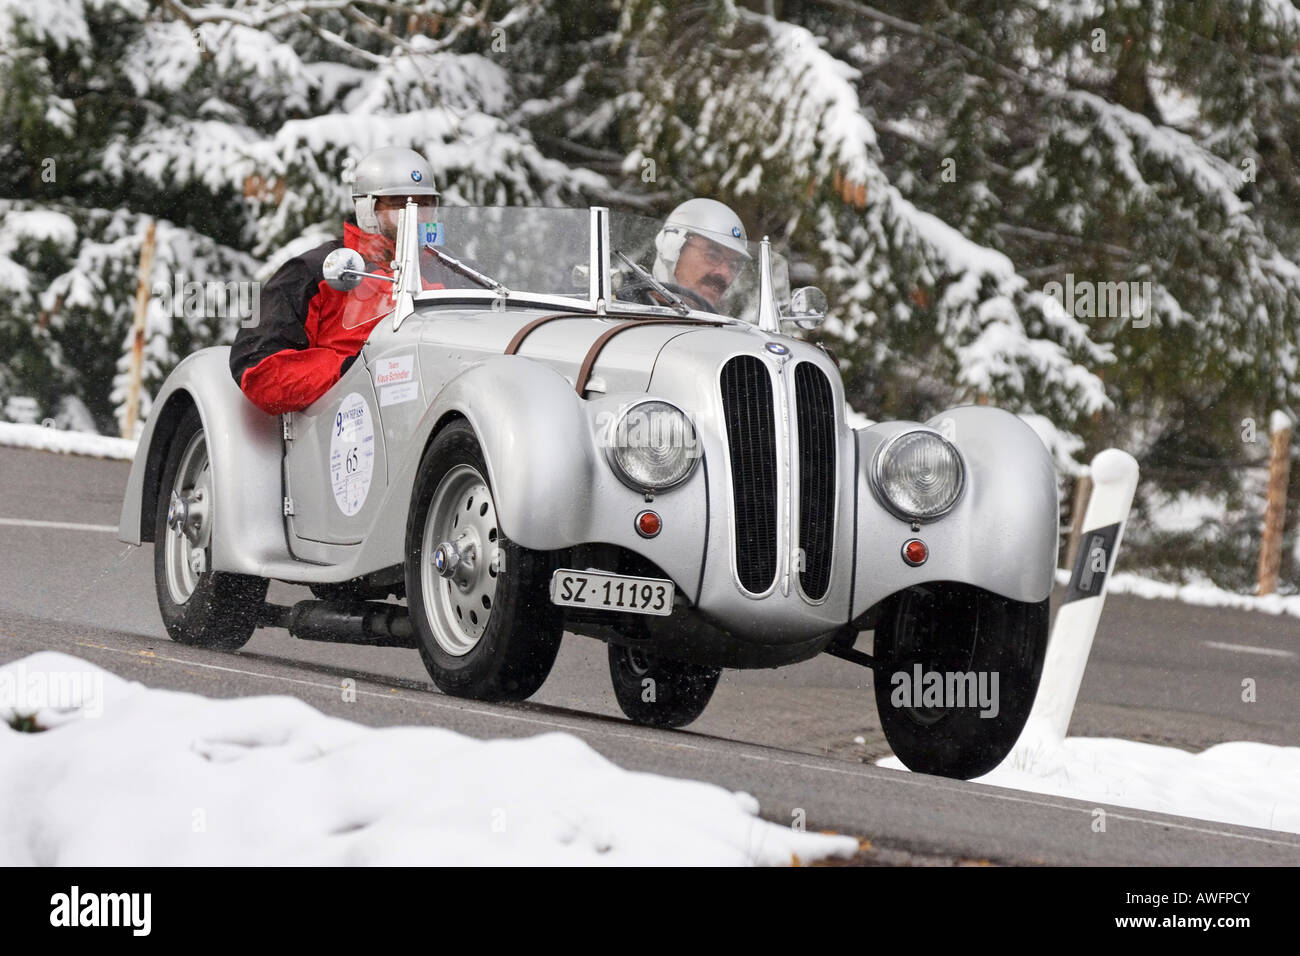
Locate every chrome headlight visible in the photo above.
<box><xmin>605</xmin><ymin>401</ymin><xmax>700</xmax><ymax>493</ymax></box>
<box><xmin>871</xmin><ymin>430</ymin><xmax>965</xmax><ymax>521</ymax></box>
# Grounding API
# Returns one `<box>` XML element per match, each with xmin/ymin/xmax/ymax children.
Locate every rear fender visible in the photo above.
<box><xmin>116</xmin><ymin>347</ymin><xmax>290</xmax><ymax>573</ymax></box>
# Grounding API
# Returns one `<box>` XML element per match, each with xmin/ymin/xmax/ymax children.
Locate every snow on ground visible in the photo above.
<box><xmin>0</xmin><ymin>422</ymin><xmax>137</xmax><ymax>461</ymax></box>
<box><xmin>0</xmin><ymin>652</ymin><xmax>859</xmax><ymax>866</ymax></box>
<box><xmin>879</xmin><ymin>736</ymin><xmax>1300</xmax><ymax>835</ymax></box>
<box><xmin>1053</xmin><ymin>567</ymin><xmax>1300</xmax><ymax>619</ymax></box>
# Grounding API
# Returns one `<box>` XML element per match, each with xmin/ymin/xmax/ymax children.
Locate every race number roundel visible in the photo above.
<box><xmin>330</xmin><ymin>393</ymin><xmax>375</xmax><ymax>516</ymax></box>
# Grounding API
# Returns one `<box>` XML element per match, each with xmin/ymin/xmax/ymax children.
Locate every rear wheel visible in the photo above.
<box><xmin>608</xmin><ymin>644</ymin><xmax>720</xmax><ymax>728</ymax></box>
<box><xmin>406</xmin><ymin>420</ymin><xmax>562</xmax><ymax>701</ymax></box>
<box><xmin>153</xmin><ymin>407</ymin><xmax>268</xmax><ymax>649</ymax></box>
<box><xmin>872</xmin><ymin>583</ymin><xmax>1048</xmax><ymax>779</ymax></box>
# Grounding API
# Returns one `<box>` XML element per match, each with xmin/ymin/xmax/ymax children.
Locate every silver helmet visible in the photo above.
<box><xmin>652</xmin><ymin>198</ymin><xmax>751</xmax><ymax>284</ymax></box>
<box><xmin>350</xmin><ymin>147</ymin><xmax>439</xmax><ymax>235</ymax></box>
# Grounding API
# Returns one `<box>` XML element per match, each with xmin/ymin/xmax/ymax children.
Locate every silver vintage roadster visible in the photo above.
<box><xmin>118</xmin><ymin>203</ymin><xmax>1058</xmax><ymax>779</ymax></box>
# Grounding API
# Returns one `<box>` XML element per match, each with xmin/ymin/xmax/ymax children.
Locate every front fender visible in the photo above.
<box><xmin>354</xmin><ymin>354</ymin><xmax>708</xmax><ymax>603</ymax></box>
<box><xmin>850</xmin><ymin>405</ymin><xmax>1058</xmax><ymax>618</ymax></box>
<box><xmin>424</xmin><ymin>355</ymin><xmax>598</xmax><ymax>549</ymax></box>
<box><xmin>116</xmin><ymin>347</ymin><xmax>290</xmax><ymax>573</ymax></box>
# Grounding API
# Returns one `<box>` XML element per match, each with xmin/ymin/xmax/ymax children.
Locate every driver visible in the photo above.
<box><xmin>645</xmin><ymin>198</ymin><xmax>751</xmax><ymax>311</ymax></box>
<box><xmin>230</xmin><ymin>146</ymin><xmax>470</xmax><ymax>415</ymax></box>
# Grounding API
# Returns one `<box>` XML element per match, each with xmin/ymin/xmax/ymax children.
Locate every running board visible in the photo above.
<box><xmin>260</xmin><ymin>600</ymin><xmax>417</xmax><ymax>649</ymax></box>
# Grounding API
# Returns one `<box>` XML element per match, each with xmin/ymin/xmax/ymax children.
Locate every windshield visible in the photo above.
<box><xmin>608</xmin><ymin>211</ymin><xmax>790</xmax><ymax>324</ymax></box>
<box><xmin>417</xmin><ymin>207</ymin><xmax>590</xmax><ymax>298</ymax></box>
<box><xmin>413</xmin><ymin>206</ymin><xmax>792</xmax><ymax>325</ymax></box>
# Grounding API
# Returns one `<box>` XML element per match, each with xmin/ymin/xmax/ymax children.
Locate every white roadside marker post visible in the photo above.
<box><xmin>1003</xmin><ymin>448</ymin><xmax>1140</xmax><ymax>771</ymax></box>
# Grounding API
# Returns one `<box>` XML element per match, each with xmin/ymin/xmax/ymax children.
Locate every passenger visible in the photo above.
<box><xmin>230</xmin><ymin>146</ymin><xmax>470</xmax><ymax>415</ymax></box>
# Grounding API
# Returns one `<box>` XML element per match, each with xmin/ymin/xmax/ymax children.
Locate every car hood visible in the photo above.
<box><xmin>420</xmin><ymin>309</ymin><xmax>758</xmax><ymax>396</ymax></box>
<box><xmin>646</xmin><ymin>325</ymin><xmax>838</xmax><ymax>404</ymax></box>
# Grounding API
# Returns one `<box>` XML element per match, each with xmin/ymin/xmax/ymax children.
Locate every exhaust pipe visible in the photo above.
<box><xmin>261</xmin><ymin>600</ymin><xmax>417</xmax><ymax>648</ymax></box>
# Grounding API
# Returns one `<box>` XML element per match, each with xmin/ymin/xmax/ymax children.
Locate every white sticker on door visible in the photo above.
<box><xmin>374</xmin><ymin>354</ymin><xmax>415</xmax><ymax>388</ymax></box>
<box><xmin>330</xmin><ymin>392</ymin><xmax>375</xmax><ymax>517</ymax></box>
<box><xmin>380</xmin><ymin>381</ymin><xmax>419</xmax><ymax>407</ymax></box>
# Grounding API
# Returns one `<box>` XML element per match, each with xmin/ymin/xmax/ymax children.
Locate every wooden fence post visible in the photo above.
<box><xmin>122</xmin><ymin>219</ymin><xmax>156</xmax><ymax>439</ymax></box>
<box><xmin>1257</xmin><ymin>411</ymin><xmax>1293</xmax><ymax>596</ymax></box>
<box><xmin>1064</xmin><ymin>472</ymin><xmax>1093</xmax><ymax>571</ymax></box>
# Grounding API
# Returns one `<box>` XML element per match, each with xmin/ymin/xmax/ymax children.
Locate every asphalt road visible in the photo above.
<box><xmin>1</xmin><ymin>444</ymin><xmax>1297</xmax><ymax>865</ymax></box>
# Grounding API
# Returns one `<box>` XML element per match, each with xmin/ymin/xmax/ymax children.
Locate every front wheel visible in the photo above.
<box><xmin>872</xmin><ymin>583</ymin><xmax>1048</xmax><ymax>779</ymax></box>
<box><xmin>608</xmin><ymin>644</ymin><xmax>720</xmax><ymax>728</ymax></box>
<box><xmin>405</xmin><ymin>420</ymin><xmax>562</xmax><ymax>701</ymax></box>
<box><xmin>153</xmin><ymin>406</ymin><xmax>268</xmax><ymax>649</ymax></box>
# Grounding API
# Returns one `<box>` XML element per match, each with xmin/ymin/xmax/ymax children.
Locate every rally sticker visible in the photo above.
<box><xmin>421</xmin><ymin>221</ymin><xmax>444</xmax><ymax>246</ymax></box>
<box><xmin>374</xmin><ymin>354</ymin><xmax>415</xmax><ymax>387</ymax></box>
<box><xmin>330</xmin><ymin>393</ymin><xmax>375</xmax><ymax>517</ymax></box>
<box><xmin>380</xmin><ymin>382</ymin><xmax>419</xmax><ymax>407</ymax></box>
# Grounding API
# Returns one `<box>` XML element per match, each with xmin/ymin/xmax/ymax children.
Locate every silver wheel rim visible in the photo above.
<box><xmin>164</xmin><ymin>429</ymin><xmax>213</xmax><ymax>605</ymax></box>
<box><xmin>420</xmin><ymin>463</ymin><xmax>501</xmax><ymax>657</ymax></box>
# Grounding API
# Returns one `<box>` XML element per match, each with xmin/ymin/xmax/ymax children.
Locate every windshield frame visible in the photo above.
<box><xmin>390</xmin><ymin>203</ymin><xmax>784</xmax><ymax>330</ymax></box>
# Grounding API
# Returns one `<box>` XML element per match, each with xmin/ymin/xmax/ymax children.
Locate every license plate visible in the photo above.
<box><xmin>549</xmin><ymin>570</ymin><xmax>675</xmax><ymax>617</ymax></box>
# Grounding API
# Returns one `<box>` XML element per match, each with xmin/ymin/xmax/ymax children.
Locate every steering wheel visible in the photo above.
<box><xmin>618</xmin><ymin>275</ymin><xmax>716</xmax><ymax>314</ymax></box>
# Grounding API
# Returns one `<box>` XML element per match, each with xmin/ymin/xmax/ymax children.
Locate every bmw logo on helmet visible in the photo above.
<box><xmin>411</xmin><ymin>170</ymin><xmax>423</xmax><ymax>183</ymax></box>
<box><xmin>765</xmin><ymin>342</ymin><xmax>790</xmax><ymax>355</ymax></box>
<box><xmin>732</xmin><ymin>226</ymin><xmax>742</xmax><ymax>237</ymax></box>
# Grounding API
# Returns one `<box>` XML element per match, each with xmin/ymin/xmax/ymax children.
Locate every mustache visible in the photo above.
<box><xmin>701</xmin><ymin>274</ymin><xmax>729</xmax><ymax>293</ymax></box>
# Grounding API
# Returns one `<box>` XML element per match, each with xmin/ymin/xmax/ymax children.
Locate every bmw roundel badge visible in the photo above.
<box><xmin>766</xmin><ymin>342</ymin><xmax>789</xmax><ymax>355</ymax></box>
<box><xmin>411</xmin><ymin>170</ymin><xmax>423</xmax><ymax>182</ymax></box>
<box><xmin>732</xmin><ymin>226</ymin><xmax>742</xmax><ymax>237</ymax></box>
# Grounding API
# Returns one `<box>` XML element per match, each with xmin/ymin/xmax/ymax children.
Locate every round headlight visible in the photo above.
<box><xmin>872</xmin><ymin>430</ymin><xmax>965</xmax><ymax>521</ymax></box>
<box><xmin>606</xmin><ymin>401</ymin><xmax>700</xmax><ymax>492</ymax></box>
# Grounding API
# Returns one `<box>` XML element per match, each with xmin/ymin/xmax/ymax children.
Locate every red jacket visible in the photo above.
<box><xmin>230</xmin><ymin>221</ymin><xmax>462</xmax><ymax>415</ymax></box>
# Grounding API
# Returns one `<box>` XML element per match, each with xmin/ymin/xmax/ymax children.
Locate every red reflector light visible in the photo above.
<box><xmin>902</xmin><ymin>538</ymin><xmax>928</xmax><ymax>566</ymax></box>
<box><xmin>636</xmin><ymin>510</ymin><xmax>661</xmax><ymax>538</ymax></box>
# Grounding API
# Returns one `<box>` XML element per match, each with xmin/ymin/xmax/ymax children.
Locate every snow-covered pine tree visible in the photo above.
<box><xmin>784</xmin><ymin>0</ymin><xmax>1300</xmax><ymax>588</ymax></box>
<box><xmin>0</xmin><ymin>0</ymin><xmax>608</xmax><ymax>432</ymax></box>
<box><xmin>591</xmin><ymin>0</ymin><xmax>1109</xmax><ymax>471</ymax></box>
<box><xmin>3</xmin><ymin>0</ymin><xmax>1296</xmax><ymax>588</ymax></box>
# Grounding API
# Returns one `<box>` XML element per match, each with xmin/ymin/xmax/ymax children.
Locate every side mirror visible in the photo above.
<box><xmin>786</xmin><ymin>286</ymin><xmax>828</xmax><ymax>329</ymax></box>
<box><xmin>322</xmin><ymin>247</ymin><xmax>396</xmax><ymax>292</ymax></box>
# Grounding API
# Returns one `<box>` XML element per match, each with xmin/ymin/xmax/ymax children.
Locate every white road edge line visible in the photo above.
<box><xmin>0</xmin><ymin>517</ymin><xmax>119</xmax><ymax>534</ymax></box>
<box><xmin>70</xmin><ymin>640</ymin><xmax>1300</xmax><ymax>850</ymax></box>
<box><xmin>1203</xmin><ymin>640</ymin><xmax>1296</xmax><ymax>659</ymax></box>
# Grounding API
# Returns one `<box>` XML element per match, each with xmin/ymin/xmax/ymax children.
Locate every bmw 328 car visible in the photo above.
<box><xmin>117</xmin><ymin>202</ymin><xmax>1058</xmax><ymax>779</ymax></box>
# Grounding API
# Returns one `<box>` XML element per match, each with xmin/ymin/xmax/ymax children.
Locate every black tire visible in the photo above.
<box><xmin>153</xmin><ymin>407</ymin><xmax>268</xmax><ymax>649</ymax></box>
<box><xmin>608</xmin><ymin>644</ymin><xmax>721</xmax><ymax>728</ymax></box>
<box><xmin>405</xmin><ymin>420</ymin><xmax>562</xmax><ymax>701</ymax></box>
<box><xmin>872</xmin><ymin>583</ymin><xmax>1048</xmax><ymax>779</ymax></box>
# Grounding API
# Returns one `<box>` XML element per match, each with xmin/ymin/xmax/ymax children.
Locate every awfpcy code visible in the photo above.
<box><xmin>1125</xmin><ymin>892</ymin><xmax>1251</xmax><ymax>906</ymax></box>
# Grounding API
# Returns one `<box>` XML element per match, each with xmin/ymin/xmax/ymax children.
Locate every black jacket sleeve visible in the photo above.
<box><xmin>229</xmin><ymin>239</ymin><xmax>343</xmax><ymax>387</ymax></box>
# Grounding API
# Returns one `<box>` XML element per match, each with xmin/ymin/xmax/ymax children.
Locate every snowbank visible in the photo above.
<box><xmin>0</xmin><ymin>653</ymin><xmax>859</xmax><ymax>866</ymax></box>
<box><xmin>1054</xmin><ymin>567</ymin><xmax>1300</xmax><ymax>619</ymax></box>
<box><xmin>880</xmin><ymin>737</ymin><xmax>1300</xmax><ymax>835</ymax></box>
<box><xmin>0</xmin><ymin>423</ymin><xmax>138</xmax><ymax>461</ymax></box>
